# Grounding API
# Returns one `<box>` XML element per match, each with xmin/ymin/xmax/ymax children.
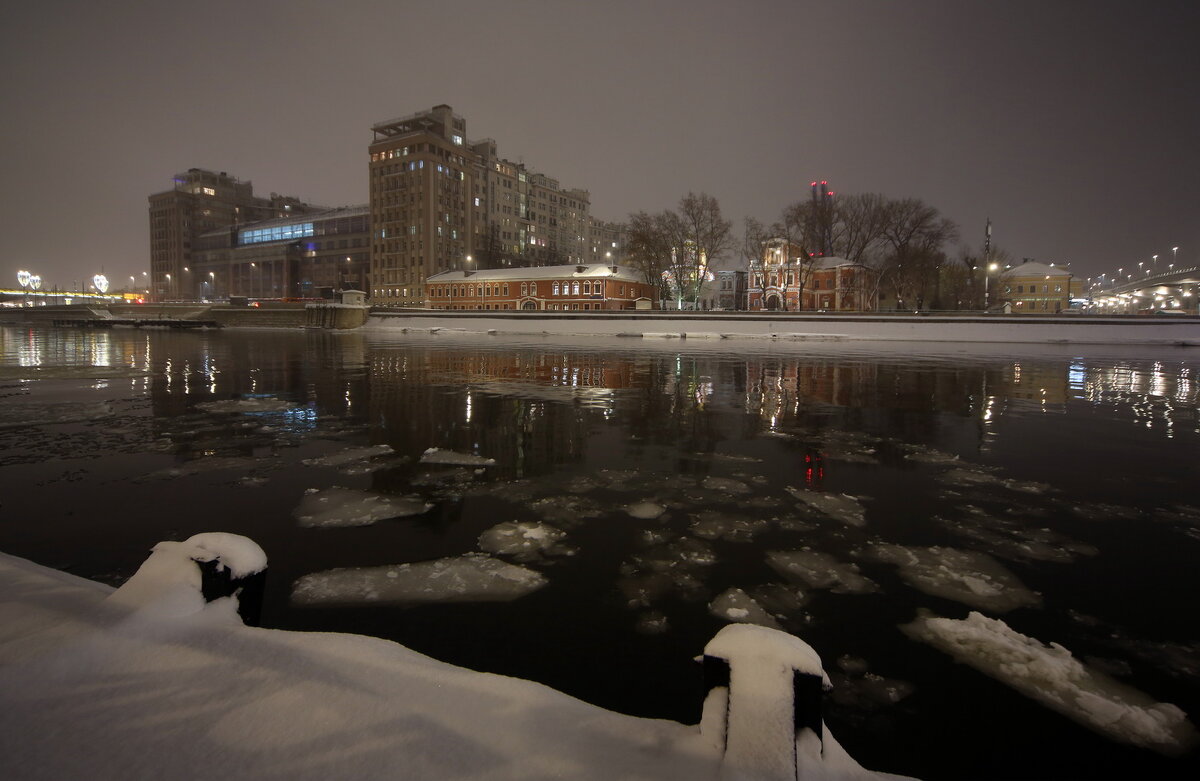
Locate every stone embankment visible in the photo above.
<box><xmin>1</xmin><ymin>301</ymin><xmax>369</xmax><ymax>329</ymax></box>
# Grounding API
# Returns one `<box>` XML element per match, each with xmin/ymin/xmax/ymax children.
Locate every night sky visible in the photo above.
<box><xmin>2</xmin><ymin>0</ymin><xmax>1197</xmax><ymax>289</ymax></box>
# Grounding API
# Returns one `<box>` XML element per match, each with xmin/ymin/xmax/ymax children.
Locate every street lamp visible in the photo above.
<box><xmin>984</xmin><ymin>262</ymin><xmax>999</xmax><ymax>310</ymax></box>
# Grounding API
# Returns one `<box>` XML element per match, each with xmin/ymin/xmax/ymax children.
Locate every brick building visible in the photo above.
<box><xmin>425</xmin><ymin>263</ymin><xmax>655</xmax><ymax>311</ymax></box>
<box><xmin>748</xmin><ymin>242</ymin><xmax>877</xmax><ymax>311</ymax></box>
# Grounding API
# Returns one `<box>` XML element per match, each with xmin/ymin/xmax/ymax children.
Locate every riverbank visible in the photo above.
<box><xmin>367</xmin><ymin>310</ymin><xmax>1200</xmax><ymax>346</ymax></box>
<box><xmin>0</xmin><ymin>542</ymin><xmax>895</xmax><ymax>781</ymax></box>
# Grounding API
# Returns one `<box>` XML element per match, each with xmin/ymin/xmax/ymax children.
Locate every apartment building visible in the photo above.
<box><xmin>368</xmin><ymin>105</ymin><xmax>617</xmax><ymax>307</ymax></box>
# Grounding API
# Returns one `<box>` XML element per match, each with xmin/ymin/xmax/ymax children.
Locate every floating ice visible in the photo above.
<box><xmin>420</xmin><ymin>447</ymin><xmax>495</xmax><ymax>466</ymax></box>
<box><xmin>701</xmin><ymin>477</ymin><xmax>753</xmax><ymax>495</ymax></box>
<box><xmin>690</xmin><ymin>510</ymin><xmax>771</xmax><ymax>542</ymax></box>
<box><xmin>901</xmin><ymin>445</ymin><xmax>962</xmax><ymax>465</ymax></box>
<box><xmin>195</xmin><ymin>397</ymin><xmax>297</xmax><ymax>413</ymax></box>
<box><xmin>863</xmin><ymin>544</ymin><xmax>1040</xmax><ymax>612</ymax></box>
<box><xmin>709</xmin><ymin>588</ymin><xmax>782</xmax><ymax>630</ymax></box>
<box><xmin>292</xmin><ymin>553</ymin><xmax>547</xmax><ymax>606</ymax></box>
<box><xmin>301</xmin><ymin>444</ymin><xmax>394</xmax><ymax>467</ymax></box>
<box><xmin>939</xmin><ymin>467</ymin><xmax>1050</xmax><ymax>495</ymax></box>
<box><xmin>0</xmin><ymin>401</ymin><xmax>114</xmax><ymax>429</ymax></box>
<box><xmin>531</xmin><ymin>495</ymin><xmax>605</xmax><ymax>525</ymax></box>
<box><xmin>478</xmin><ymin>522</ymin><xmax>573</xmax><ymax>562</ymax></box>
<box><xmin>786</xmin><ymin>487</ymin><xmax>867</xmax><ymax>527</ymax></box>
<box><xmin>767</xmin><ymin>550</ymin><xmax>877</xmax><ymax>594</ymax></box>
<box><xmin>903</xmin><ymin>611</ymin><xmax>1200</xmax><ymax>755</ymax></box>
<box><xmin>293</xmin><ymin>486</ymin><xmax>432</xmax><ymax>528</ymax></box>
<box><xmin>626</xmin><ymin>501</ymin><xmax>666</xmax><ymax>520</ymax></box>
<box><xmin>939</xmin><ymin>505</ymin><xmax>1098</xmax><ymax>563</ymax></box>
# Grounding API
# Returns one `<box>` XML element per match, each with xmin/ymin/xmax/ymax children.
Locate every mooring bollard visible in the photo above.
<box><xmin>701</xmin><ymin>623</ymin><xmax>831</xmax><ymax>781</ymax></box>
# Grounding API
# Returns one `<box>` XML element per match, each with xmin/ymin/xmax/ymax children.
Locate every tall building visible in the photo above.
<box><xmin>368</xmin><ymin>105</ymin><xmax>618</xmax><ymax>307</ymax></box>
<box><xmin>148</xmin><ymin>168</ymin><xmax>319</xmax><ymax>300</ymax></box>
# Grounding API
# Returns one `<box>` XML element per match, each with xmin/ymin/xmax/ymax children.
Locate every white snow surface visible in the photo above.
<box><xmin>420</xmin><ymin>447</ymin><xmax>496</xmax><ymax>466</ymax></box>
<box><xmin>291</xmin><ymin>554</ymin><xmax>548</xmax><ymax>606</ymax></box>
<box><xmin>787</xmin><ymin>488</ymin><xmax>867</xmax><ymax>527</ymax></box>
<box><xmin>478</xmin><ymin>521</ymin><xmax>573</xmax><ymax>562</ymax></box>
<box><xmin>903</xmin><ymin>611</ymin><xmax>1199</xmax><ymax>756</ymax></box>
<box><xmin>767</xmin><ymin>550</ymin><xmax>877</xmax><ymax>595</ymax></box>
<box><xmin>0</xmin><ymin>549</ymin><xmax>902</xmax><ymax>780</ymax></box>
<box><xmin>294</xmin><ymin>486</ymin><xmax>432</xmax><ymax>527</ymax></box>
<box><xmin>626</xmin><ymin>501</ymin><xmax>666</xmax><ymax>520</ymax></box>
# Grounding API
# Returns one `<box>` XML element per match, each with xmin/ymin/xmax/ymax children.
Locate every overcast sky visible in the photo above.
<box><xmin>2</xmin><ymin>0</ymin><xmax>1196</xmax><ymax>289</ymax></box>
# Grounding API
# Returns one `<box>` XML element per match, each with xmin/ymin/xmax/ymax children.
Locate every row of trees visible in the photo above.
<box><xmin>628</xmin><ymin>190</ymin><xmax>1009</xmax><ymax>311</ymax></box>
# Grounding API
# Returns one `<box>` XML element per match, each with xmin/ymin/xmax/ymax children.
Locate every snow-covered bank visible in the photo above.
<box><xmin>0</xmin><ymin>542</ymin><xmax>901</xmax><ymax>781</ymax></box>
<box><xmin>367</xmin><ymin>311</ymin><xmax>1200</xmax><ymax>346</ymax></box>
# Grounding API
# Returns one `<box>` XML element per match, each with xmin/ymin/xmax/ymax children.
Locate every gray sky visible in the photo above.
<box><xmin>2</xmin><ymin>0</ymin><xmax>1196</xmax><ymax>289</ymax></box>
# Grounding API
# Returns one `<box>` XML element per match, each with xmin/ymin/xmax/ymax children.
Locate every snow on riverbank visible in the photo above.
<box><xmin>0</xmin><ymin>548</ymin><xmax>900</xmax><ymax>781</ymax></box>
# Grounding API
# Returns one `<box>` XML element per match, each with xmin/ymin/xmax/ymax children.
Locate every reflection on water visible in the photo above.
<box><xmin>1</xmin><ymin>326</ymin><xmax>1199</xmax><ymax>780</ymax></box>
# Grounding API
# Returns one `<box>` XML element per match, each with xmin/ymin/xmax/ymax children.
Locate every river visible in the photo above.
<box><xmin>1</xmin><ymin>324</ymin><xmax>1197</xmax><ymax>779</ymax></box>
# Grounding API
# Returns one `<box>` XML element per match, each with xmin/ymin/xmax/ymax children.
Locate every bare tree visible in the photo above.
<box><xmin>675</xmin><ymin>192</ymin><xmax>732</xmax><ymax>308</ymax></box>
<box><xmin>627</xmin><ymin>210</ymin><xmax>677</xmax><ymax>304</ymax></box>
<box><xmin>832</xmin><ymin>193</ymin><xmax>890</xmax><ymax>264</ymax></box>
<box><xmin>878</xmin><ymin>198</ymin><xmax>958</xmax><ymax>310</ymax></box>
<box><xmin>741</xmin><ymin>217</ymin><xmax>772</xmax><ymax>310</ymax></box>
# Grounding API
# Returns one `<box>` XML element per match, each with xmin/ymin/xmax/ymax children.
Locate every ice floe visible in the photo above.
<box><xmin>938</xmin><ymin>467</ymin><xmax>1051</xmax><ymax>495</ymax></box>
<box><xmin>195</xmin><ymin>397</ymin><xmax>297</xmax><ymax>413</ymax></box>
<box><xmin>0</xmin><ymin>400</ymin><xmax>114</xmax><ymax>429</ymax></box>
<box><xmin>478</xmin><ymin>521</ymin><xmax>574</xmax><ymax>562</ymax></box>
<box><xmin>767</xmin><ymin>550</ymin><xmax>877</xmax><ymax>594</ymax></box>
<box><xmin>292</xmin><ymin>553</ymin><xmax>547</xmax><ymax>606</ymax></box>
<box><xmin>938</xmin><ymin>505</ymin><xmax>1098</xmax><ymax>563</ymax></box>
<box><xmin>626</xmin><ymin>501</ymin><xmax>666</xmax><ymax>520</ymax></box>
<box><xmin>862</xmin><ymin>544</ymin><xmax>1040</xmax><ymax>612</ymax></box>
<box><xmin>903</xmin><ymin>610</ymin><xmax>1199</xmax><ymax>755</ymax></box>
<box><xmin>708</xmin><ymin>587</ymin><xmax>782</xmax><ymax>630</ymax></box>
<box><xmin>301</xmin><ymin>444</ymin><xmax>394</xmax><ymax>467</ymax></box>
<box><xmin>690</xmin><ymin>510</ymin><xmax>771</xmax><ymax>541</ymax></box>
<box><xmin>786</xmin><ymin>487</ymin><xmax>867</xmax><ymax>527</ymax></box>
<box><xmin>293</xmin><ymin>486</ymin><xmax>432</xmax><ymax>528</ymax></box>
<box><xmin>419</xmin><ymin>447</ymin><xmax>495</xmax><ymax>466</ymax></box>
<box><xmin>701</xmin><ymin>476</ymin><xmax>753</xmax><ymax>495</ymax></box>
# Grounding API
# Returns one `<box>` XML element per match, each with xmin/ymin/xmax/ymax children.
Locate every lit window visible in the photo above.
<box><xmin>452</xmin><ymin>134</ymin><xmax>463</xmax><ymax>146</ymax></box>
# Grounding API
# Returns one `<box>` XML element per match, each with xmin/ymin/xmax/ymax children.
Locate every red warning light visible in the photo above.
<box><xmin>810</xmin><ymin>181</ymin><xmax>817</xmax><ymax>187</ymax></box>
<box><xmin>820</xmin><ymin>180</ymin><xmax>828</xmax><ymax>185</ymax></box>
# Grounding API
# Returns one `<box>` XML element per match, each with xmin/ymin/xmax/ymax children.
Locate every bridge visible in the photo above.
<box><xmin>1090</xmin><ymin>264</ymin><xmax>1200</xmax><ymax>313</ymax></box>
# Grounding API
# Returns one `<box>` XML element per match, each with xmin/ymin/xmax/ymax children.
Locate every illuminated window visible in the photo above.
<box><xmin>452</xmin><ymin>134</ymin><xmax>463</xmax><ymax>145</ymax></box>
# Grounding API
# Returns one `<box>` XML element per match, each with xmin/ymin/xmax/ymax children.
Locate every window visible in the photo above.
<box><xmin>521</xmin><ymin>283</ymin><xmax>528</xmax><ymax>296</ymax></box>
<box><xmin>572</xmin><ymin>282</ymin><xmax>580</xmax><ymax>295</ymax></box>
<box><xmin>583</xmin><ymin>281</ymin><xmax>591</xmax><ymax>294</ymax></box>
<box><xmin>529</xmin><ymin>282</ymin><xmax>537</xmax><ymax>295</ymax></box>
<box><xmin>553</xmin><ymin>282</ymin><xmax>560</xmax><ymax>295</ymax></box>
<box><xmin>503</xmin><ymin>283</ymin><xmax>509</xmax><ymax>296</ymax></box>
<box><xmin>452</xmin><ymin>134</ymin><xmax>463</xmax><ymax>146</ymax></box>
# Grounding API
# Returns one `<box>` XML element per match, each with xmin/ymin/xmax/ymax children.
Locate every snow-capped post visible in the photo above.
<box><xmin>106</xmin><ymin>533</ymin><xmax>268</xmax><ymax>624</ymax></box>
<box><xmin>700</xmin><ymin>623</ymin><xmax>831</xmax><ymax>781</ymax></box>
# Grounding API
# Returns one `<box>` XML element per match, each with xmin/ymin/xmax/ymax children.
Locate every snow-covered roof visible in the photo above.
<box><xmin>1002</xmin><ymin>261</ymin><xmax>1073</xmax><ymax>277</ymax></box>
<box><xmin>427</xmin><ymin>264</ymin><xmax>643</xmax><ymax>284</ymax></box>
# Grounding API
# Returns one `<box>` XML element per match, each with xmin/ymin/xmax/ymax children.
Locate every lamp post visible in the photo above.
<box><xmin>984</xmin><ymin>262</ymin><xmax>999</xmax><ymax>310</ymax></box>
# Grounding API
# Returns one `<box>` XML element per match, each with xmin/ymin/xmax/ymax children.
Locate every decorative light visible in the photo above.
<box><xmin>93</xmin><ymin>274</ymin><xmax>109</xmax><ymax>293</ymax></box>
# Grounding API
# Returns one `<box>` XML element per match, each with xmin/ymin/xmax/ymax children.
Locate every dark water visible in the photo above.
<box><xmin>1</xmin><ymin>324</ymin><xmax>1198</xmax><ymax>780</ymax></box>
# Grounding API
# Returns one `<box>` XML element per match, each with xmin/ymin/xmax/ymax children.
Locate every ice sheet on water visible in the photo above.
<box><xmin>291</xmin><ymin>553</ymin><xmax>548</xmax><ymax>606</ymax></box>
<box><xmin>626</xmin><ymin>501</ymin><xmax>666</xmax><ymax>520</ymax></box>
<box><xmin>786</xmin><ymin>487</ymin><xmax>867</xmax><ymax>527</ymax></box>
<box><xmin>141</xmin><ymin>456</ymin><xmax>274</xmax><ymax>481</ymax></box>
<box><xmin>690</xmin><ymin>510</ymin><xmax>771</xmax><ymax>541</ymax></box>
<box><xmin>829</xmin><ymin>654</ymin><xmax>916</xmax><ymax>711</ymax></box>
<box><xmin>708</xmin><ymin>588</ymin><xmax>782</xmax><ymax>630</ymax></box>
<box><xmin>766</xmin><ymin>550</ymin><xmax>877</xmax><ymax>594</ymax></box>
<box><xmin>301</xmin><ymin>444</ymin><xmax>394</xmax><ymax>467</ymax></box>
<box><xmin>938</xmin><ymin>505</ymin><xmax>1098</xmax><ymax>563</ymax></box>
<box><xmin>293</xmin><ymin>486</ymin><xmax>432</xmax><ymax>528</ymax></box>
<box><xmin>939</xmin><ymin>467</ymin><xmax>1051</xmax><ymax>495</ymax></box>
<box><xmin>531</xmin><ymin>495</ymin><xmax>605</xmax><ymax>525</ymax></box>
<box><xmin>420</xmin><ymin>447</ymin><xmax>495</xmax><ymax>466</ymax></box>
<box><xmin>195</xmin><ymin>397</ymin><xmax>297</xmax><ymax>414</ymax></box>
<box><xmin>618</xmin><ymin>537</ymin><xmax>716</xmax><ymax>607</ymax></box>
<box><xmin>1069</xmin><ymin>611</ymin><xmax>1200</xmax><ymax>682</ymax></box>
<box><xmin>478</xmin><ymin>521</ymin><xmax>574</xmax><ymax>562</ymax></box>
<box><xmin>0</xmin><ymin>400</ymin><xmax>114</xmax><ymax>429</ymax></box>
<box><xmin>901</xmin><ymin>445</ymin><xmax>963</xmax><ymax>466</ymax></box>
<box><xmin>1069</xmin><ymin>502</ymin><xmax>1143</xmax><ymax>521</ymax></box>
<box><xmin>862</xmin><ymin>544</ymin><xmax>1041</xmax><ymax>612</ymax></box>
<box><xmin>700</xmin><ymin>477</ymin><xmax>753</xmax><ymax>495</ymax></box>
<box><xmin>903</xmin><ymin>610</ymin><xmax>1200</xmax><ymax>755</ymax></box>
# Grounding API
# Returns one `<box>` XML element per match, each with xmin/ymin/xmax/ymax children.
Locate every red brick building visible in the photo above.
<box><xmin>425</xmin><ymin>263</ymin><xmax>656</xmax><ymax>311</ymax></box>
<box><xmin>747</xmin><ymin>246</ymin><xmax>877</xmax><ymax>312</ymax></box>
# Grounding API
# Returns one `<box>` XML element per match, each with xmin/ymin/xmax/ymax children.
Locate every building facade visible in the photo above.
<box><xmin>747</xmin><ymin>241</ymin><xmax>877</xmax><ymax>311</ymax></box>
<box><xmin>997</xmin><ymin>260</ymin><xmax>1084</xmax><ymax>313</ymax></box>
<box><xmin>190</xmin><ymin>206</ymin><xmax>370</xmax><ymax>299</ymax></box>
<box><xmin>148</xmin><ymin>168</ymin><xmax>319</xmax><ymax>300</ymax></box>
<box><xmin>425</xmin><ymin>264</ymin><xmax>655</xmax><ymax>311</ymax></box>
<box><xmin>368</xmin><ymin>105</ymin><xmax>621</xmax><ymax>307</ymax></box>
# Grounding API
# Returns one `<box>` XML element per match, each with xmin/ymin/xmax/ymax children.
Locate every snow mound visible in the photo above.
<box><xmin>301</xmin><ymin>444</ymin><xmax>394</xmax><ymax>467</ymax></box>
<box><xmin>767</xmin><ymin>550</ymin><xmax>877</xmax><ymax>594</ymax></box>
<box><xmin>863</xmin><ymin>544</ymin><xmax>1040</xmax><ymax>613</ymax></box>
<box><xmin>787</xmin><ymin>487</ymin><xmax>867</xmax><ymax>527</ymax></box>
<box><xmin>420</xmin><ymin>447</ymin><xmax>495</xmax><ymax>466</ymax></box>
<box><xmin>478</xmin><ymin>521</ymin><xmax>573</xmax><ymax>562</ymax></box>
<box><xmin>903</xmin><ymin>611</ymin><xmax>1199</xmax><ymax>755</ymax></box>
<box><xmin>195</xmin><ymin>397</ymin><xmax>297</xmax><ymax>413</ymax></box>
<box><xmin>294</xmin><ymin>487</ymin><xmax>432</xmax><ymax>528</ymax></box>
<box><xmin>291</xmin><ymin>554</ymin><xmax>547</xmax><ymax>606</ymax></box>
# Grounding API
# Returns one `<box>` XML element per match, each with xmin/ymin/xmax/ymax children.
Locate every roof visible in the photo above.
<box><xmin>1002</xmin><ymin>261</ymin><xmax>1073</xmax><ymax>278</ymax></box>
<box><xmin>427</xmin><ymin>264</ymin><xmax>644</xmax><ymax>284</ymax></box>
